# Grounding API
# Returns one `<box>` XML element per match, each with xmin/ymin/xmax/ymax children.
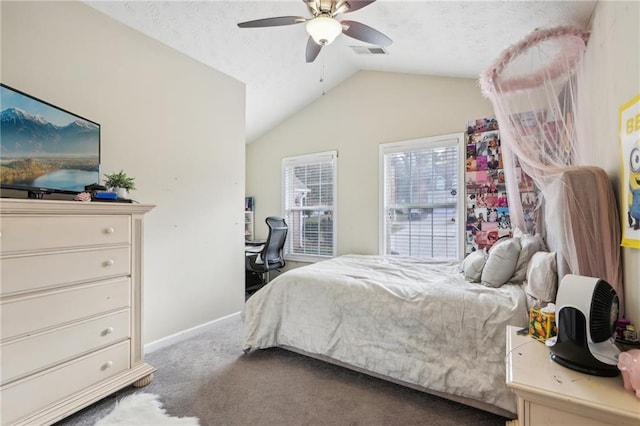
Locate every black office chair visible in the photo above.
<box><xmin>245</xmin><ymin>216</ymin><xmax>288</xmax><ymax>293</ymax></box>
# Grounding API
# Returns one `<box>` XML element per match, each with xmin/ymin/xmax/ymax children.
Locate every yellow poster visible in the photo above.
<box><xmin>620</xmin><ymin>94</ymin><xmax>640</xmax><ymax>248</ymax></box>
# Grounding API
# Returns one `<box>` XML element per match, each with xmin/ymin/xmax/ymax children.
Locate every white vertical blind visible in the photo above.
<box><xmin>380</xmin><ymin>135</ymin><xmax>463</xmax><ymax>259</ymax></box>
<box><xmin>282</xmin><ymin>151</ymin><xmax>337</xmax><ymax>260</ymax></box>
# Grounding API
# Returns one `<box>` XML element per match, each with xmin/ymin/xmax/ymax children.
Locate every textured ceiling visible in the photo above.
<box><xmin>85</xmin><ymin>1</ymin><xmax>597</xmax><ymax>142</ymax></box>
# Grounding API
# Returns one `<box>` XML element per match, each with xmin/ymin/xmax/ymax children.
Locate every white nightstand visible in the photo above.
<box><xmin>505</xmin><ymin>325</ymin><xmax>640</xmax><ymax>426</ymax></box>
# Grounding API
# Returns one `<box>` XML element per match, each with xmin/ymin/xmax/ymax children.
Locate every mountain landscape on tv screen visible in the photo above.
<box><xmin>0</xmin><ymin>107</ymin><xmax>99</xmax><ymax>156</ymax></box>
<box><xmin>0</xmin><ymin>106</ymin><xmax>100</xmax><ymax>190</ymax></box>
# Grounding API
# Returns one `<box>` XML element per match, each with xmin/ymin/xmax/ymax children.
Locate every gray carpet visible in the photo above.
<box><xmin>55</xmin><ymin>314</ymin><xmax>508</xmax><ymax>425</ymax></box>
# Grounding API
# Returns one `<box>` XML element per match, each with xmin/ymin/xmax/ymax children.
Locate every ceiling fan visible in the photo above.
<box><xmin>237</xmin><ymin>0</ymin><xmax>392</xmax><ymax>63</ymax></box>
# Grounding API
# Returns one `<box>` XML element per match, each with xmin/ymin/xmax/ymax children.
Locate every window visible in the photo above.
<box><xmin>283</xmin><ymin>150</ymin><xmax>337</xmax><ymax>261</ymax></box>
<box><xmin>380</xmin><ymin>134</ymin><xmax>464</xmax><ymax>260</ymax></box>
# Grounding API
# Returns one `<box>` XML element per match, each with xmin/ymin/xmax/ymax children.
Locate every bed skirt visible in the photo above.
<box><xmin>279</xmin><ymin>345</ymin><xmax>516</xmax><ymax>419</ymax></box>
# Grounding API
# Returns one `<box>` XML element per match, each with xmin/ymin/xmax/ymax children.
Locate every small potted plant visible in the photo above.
<box><xmin>104</xmin><ymin>170</ymin><xmax>136</xmax><ymax>198</ymax></box>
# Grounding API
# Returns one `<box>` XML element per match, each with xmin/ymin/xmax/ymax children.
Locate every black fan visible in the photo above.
<box><xmin>237</xmin><ymin>0</ymin><xmax>392</xmax><ymax>62</ymax></box>
<box><xmin>547</xmin><ymin>274</ymin><xmax>621</xmax><ymax>377</ymax></box>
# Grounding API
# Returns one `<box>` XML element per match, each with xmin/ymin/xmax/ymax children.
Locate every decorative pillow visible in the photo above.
<box><xmin>461</xmin><ymin>249</ymin><xmax>487</xmax><ymax>282</ymax></box>
<box><xmin>513</xmin><ymin>227</ymin><xmax>547</xmax><ymax>249</ymax></box>
<box><xmin>511</xmin><ymin>233</ymin><xmax>546</xmax><ymax>283</ymax></box>
<box><xmin>526</xmin><ymin>251</ymin><xmax>558</xmax><ymax>304</ymax></box>
<box><xmin>512</xmin><ymin>227</ymin><xmax>526</xmax><ymax>239</ymax></box>
<box><xmin>481</xmin><ymin>237</ymin><xmax>521</xmax><ymax>288</ymax></box>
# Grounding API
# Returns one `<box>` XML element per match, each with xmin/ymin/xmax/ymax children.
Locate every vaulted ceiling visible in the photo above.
<box><xmin>85</xmin><ymin>1</ymin><xmax>597</xmax><ymax>142</ymax></box>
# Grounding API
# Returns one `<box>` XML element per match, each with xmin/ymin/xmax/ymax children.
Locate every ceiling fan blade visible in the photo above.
<box><xmin>238</xmin><ymin>16</ymin><xmax>305</xmax><ymax>28</ymax></box>
<box><xmin>341</xmin><ymin>1</ymin><xmax>376</xmax><ymax>13</ymax></box>
<box><xmin>341</xmin><ymin>20</ymin><xmax>392</xmax><ymax>46</ymax></box>
<box><xmin>306</xmin><ymin>37</ymin><xmax>322</xmax><ymax>63</ymax></box>
<box><xmin>303</xmin><ymin>0</ymin><xmax>319</xmax><ymax>15</ymax></box>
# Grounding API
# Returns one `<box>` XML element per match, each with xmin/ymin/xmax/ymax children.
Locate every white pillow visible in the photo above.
<box><xmin>481</xmin><ymin>237</ymin><xmax>521</xmax><ymax>288</ymax></box>
<box><xmin>513</xmin><ymin>227</ymin><xmax>526</xmax><ymax>239</ymax></box>
<box><xmin>526</xmin><ymin>251</ymin><xmax>558</xmax><ymax>304</ymax></box>
<box><xmin>511</xmin><ymin>233</ymin><xmax>546</xmax><ymax>283</ymax></box>
<box><xmin>461</xmin><ymin>249</ymin><xmax>487</xmax><ymax>282</ymax></box>
<box><xmin>513</xmin><ymin>227</ymin><xmax>547</xmax><ymax>250</ymax></box>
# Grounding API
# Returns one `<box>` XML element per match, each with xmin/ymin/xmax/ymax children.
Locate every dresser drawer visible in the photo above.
<box><xmin>0</xmin><ymin>215</ymin><xmax>130</xmax><ymax>253</ymax></box>
<box><xmin>0</xmin><ymin>340</ymin><xmax>130</xmax><ymax>425</ymax></box>
<box><xmin>1</xmin><ymin>246</ymin><xmax>131</xmax><ymax>296</ymax></box>
<box><xmin>1</xmin><ymin>310</ymin><xmax>130</xmax><ymax>385</ymax></box>
<box><xmin>1</xmin><ymin>278</ymin><xmax>130</xmax><ymax>341</ymax></box>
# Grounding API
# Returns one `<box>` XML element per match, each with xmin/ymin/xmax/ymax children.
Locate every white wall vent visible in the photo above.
<box><xmin>350</xmin><ymin>46</ymin><xmax>388</xmax><ymax>55</ymax></box>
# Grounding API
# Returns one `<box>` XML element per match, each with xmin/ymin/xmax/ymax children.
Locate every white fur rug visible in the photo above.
<box><xmin>95</xmin><ymin>393</ymin><xmax>199</xmax><ymax>426</ymax></box>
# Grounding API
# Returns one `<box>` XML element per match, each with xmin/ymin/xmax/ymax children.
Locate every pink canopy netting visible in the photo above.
<box><xmin>479</xmin><ymin>26</ymin><xmax>624</xmax><ymax>313</ymax></box>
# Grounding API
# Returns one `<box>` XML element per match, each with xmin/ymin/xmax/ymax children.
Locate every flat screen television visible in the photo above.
<box><xmin>0</xmin><ymin>83</ymin><xmax>100</xmax><ymax>198</ymax></box>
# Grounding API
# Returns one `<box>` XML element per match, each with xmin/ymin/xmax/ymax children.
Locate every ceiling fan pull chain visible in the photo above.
<box><xmin>321</xmin><ymin>60</ymin><xmax>326</xmax><ymax>96</ymax></box>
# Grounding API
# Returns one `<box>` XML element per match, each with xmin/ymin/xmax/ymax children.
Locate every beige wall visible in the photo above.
<box><xmin>581</xmin><ymin>1</ymin><xmax>640</xmax><ymax>324</ymax></box>
<box><xmin>1</xmin><ymin>1</ymin><xmax>246</xmax><ymax>343</ymax></box>
<box><xmin>247</xmin><ymin>71</ymin><xmax>494</xmax><ymax>265</ymax></box>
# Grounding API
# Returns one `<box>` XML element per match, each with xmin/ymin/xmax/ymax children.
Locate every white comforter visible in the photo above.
<box><xmin>242</xmin><ymin>255</ymin><xmax>529</xmax><ymax>415</ymax></box>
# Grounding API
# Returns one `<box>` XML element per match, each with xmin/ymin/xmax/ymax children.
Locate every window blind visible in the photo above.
<box><xmin>381</xmin><ymin>136</ymin><xmax>462</xmax><ymax>259</ymax></box>
<box><xmin>282</xmin><ymin>151</ymin><xmax>337</xmax><ymax>260</ymax></box>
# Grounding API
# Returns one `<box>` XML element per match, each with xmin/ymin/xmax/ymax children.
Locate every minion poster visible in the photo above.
<box><xmin>620</xmin><ymin>94</ymin><xmax>640</xmax><ymax>249</ymax></box>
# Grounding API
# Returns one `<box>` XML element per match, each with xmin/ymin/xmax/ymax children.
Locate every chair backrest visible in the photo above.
<box><xmin>261</xmin><ymin>216</ymin><xmax>288</xmax><ymax>270</ymax></box>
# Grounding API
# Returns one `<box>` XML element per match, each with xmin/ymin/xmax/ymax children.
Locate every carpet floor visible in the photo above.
<box><xmin>55</xmin><ymin>314</ymin><xmax>509</xmax><ymax>425</ymax></box>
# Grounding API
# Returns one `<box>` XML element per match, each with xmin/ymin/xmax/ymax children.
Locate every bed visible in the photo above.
<box><xmin>243</xmin><ymin>252</ymin><xmax>543</xmax><ymax>417</ymax></box>
<box><xmin>242</xmin><ymin>167</ymin><xmax>620</xmax><ymax>418</ymax></box>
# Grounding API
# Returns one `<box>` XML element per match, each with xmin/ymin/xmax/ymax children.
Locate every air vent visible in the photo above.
<box><xmin>590</xmin><ymin>280</ymin><xmax>618</xmax><ymax>343</ymax></box>
<box><xmin>350</xmin><ymin>46</ymin><xmax>388</xmax><ymax>55</ymax></box>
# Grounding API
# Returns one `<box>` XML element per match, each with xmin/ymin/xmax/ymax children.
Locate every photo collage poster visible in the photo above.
<box><xmin>464</xmin><ymin>117</ymin><xmax>511</xmax><ymax>254</ymax></box>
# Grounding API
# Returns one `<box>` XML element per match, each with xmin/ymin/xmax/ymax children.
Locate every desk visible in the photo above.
<box><xmin>245</xmin><ymin>239</ymin><xmax>266</xmax><ymax>246</ymax></box>
<box><xmin>245</xmin><ymin>245</ymin><xmax>264</xmax><ymax>256</ymax></box>
<box><xmin>245</xmin><ymin>244</ymin><xmax>265</xmax><ymax>291</ymax></box>
<box><xmin>505</xmin><ymin>325</ymin><xmax>640</xmax><ymax>426</ymax></box>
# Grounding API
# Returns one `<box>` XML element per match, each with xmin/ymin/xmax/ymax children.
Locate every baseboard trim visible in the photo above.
<box><xmin>144</xmin><ymin>311</ymin><xmax>241</xmax><ymax>354</ymax></box>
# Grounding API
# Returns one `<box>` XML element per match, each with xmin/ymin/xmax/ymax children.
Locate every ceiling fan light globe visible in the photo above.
<box><xmin>306</xmin><ymin>16</ymin><xmax>342</xmax><ymax>45</ymax></box>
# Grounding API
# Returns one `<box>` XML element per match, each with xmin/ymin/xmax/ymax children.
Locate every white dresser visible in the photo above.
<box><xmin>505</xmin><ymin>325</ymin><xmax>640</xmax><ymax>426</ymax></box>
<box><xmin>0</xmin><ymin>199</ymin><xmax>155</xmax><ymax>426</ymax></box>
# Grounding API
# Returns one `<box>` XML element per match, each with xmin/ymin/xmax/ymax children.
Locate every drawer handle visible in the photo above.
<box><xmin>104</xmin><ymin>259</ymin><xmax>115</xmax><ymax>267</ymax></box>
<box><xmin>105</xmin><ymin>227</ymin><xmax>115</xmax><ymax>234</ymax></box>
<box><xmin>102</xmin><ymin>360</ymin><xmax>114</xmax><ymax>370</ymax></box>
<box><xmin>102</xmin><ymin>327</ymin><xmax>115</xmax><ymax>336</ymax></box>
